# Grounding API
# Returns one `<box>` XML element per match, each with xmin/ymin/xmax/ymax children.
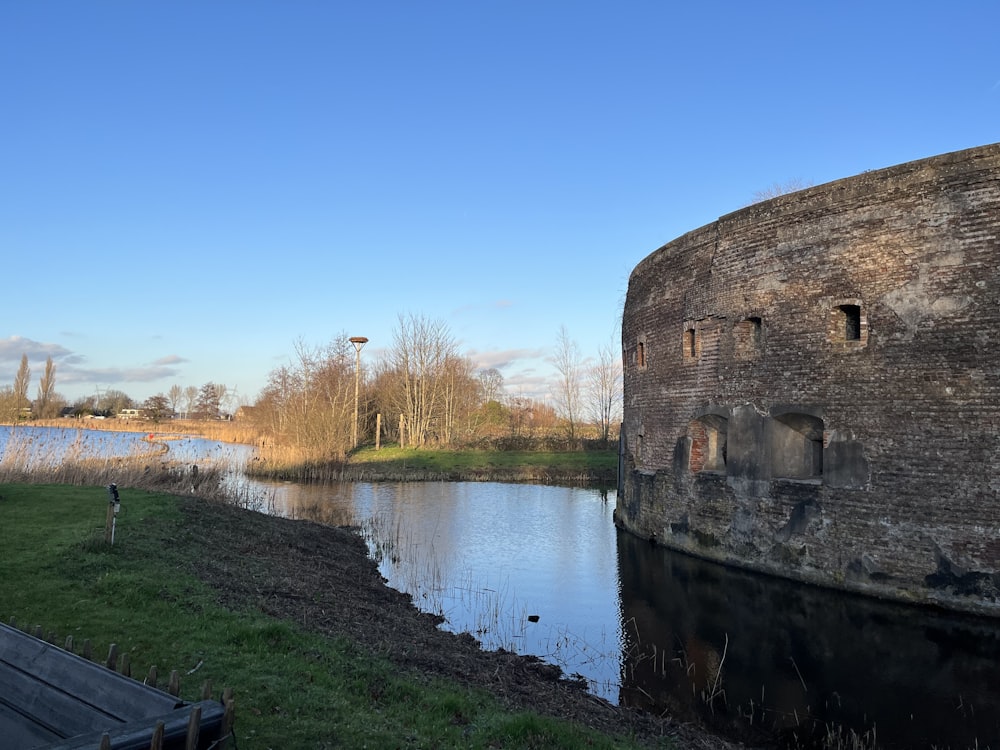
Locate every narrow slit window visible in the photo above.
<box><xmin>684</xmin><ymin>328</ymin><xmax>698</xmax><ymax>359</ymax></box>
<box><xmin>637</xmin><ymin>340</ymin><xmax>646</xmax><ymax>368</ymax></box>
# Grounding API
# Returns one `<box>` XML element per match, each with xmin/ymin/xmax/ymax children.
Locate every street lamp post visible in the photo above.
<box><xmin>349</xmin><ymin>336</ymin><xmax>368</xmax><ymax>449</ymax></box>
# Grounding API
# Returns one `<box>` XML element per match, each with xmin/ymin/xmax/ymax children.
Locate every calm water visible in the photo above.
<box><xmin>267</xmin><ymin>480</ymin><xmax>1000</xmax><ymax>749</ymax></box>
<box><xmin>265</xmin><ymin>481</ymin><xmax>624</xmax><ymax>698</ymax></box>
<box><xmin>5</xmin><ymin>427</ymin><xmax>1000</xmax><ymax>748</ymax></box>
<box><xmin>0</xmin><ymin>424</ymin><xmax>251</xmax><ymax>467</ymax></box>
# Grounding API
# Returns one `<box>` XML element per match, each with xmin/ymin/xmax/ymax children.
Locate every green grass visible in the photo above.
<box><xmin>0</xmin><ymin>483</ymin><xmax>657</xmax><ymax>749</ymax></box>
<box><xmin>350</xmin><ymin>446</ymin><xmax>618</xmax><ymax>473</ymax></box>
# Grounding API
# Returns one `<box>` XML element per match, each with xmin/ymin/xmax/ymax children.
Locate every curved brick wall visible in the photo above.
<box><xmin>619</xmin><ymin>142</ymin><xmax>1000</xmax><ymax>615</ymax></box>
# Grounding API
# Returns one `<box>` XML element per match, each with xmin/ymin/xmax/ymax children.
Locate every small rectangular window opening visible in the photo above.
<box><xmin>840</xmin><ymin>305</ymin><xmax>861</xmax><ymax>341</ymax></box>
<box><xmin>637</xmin><ymin>341</ymin><xmax>646</xmax><ymax>368</ymax></box>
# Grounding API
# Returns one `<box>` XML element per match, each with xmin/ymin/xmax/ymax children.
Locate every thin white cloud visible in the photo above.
<box><xmin>466</xmin><ymin>347</ymin><xmax>547</xmax><ymax>371</ymax></box>
<box><xmin>0</xmin><ymin>335</ymin><xmax>74</xmax><ymax>362</ymax></box>
<box><xmin>152</xmin><ymin>354</ymin><xmax>189</xmax><ymax>366</ymax></box>
<box><xmin>58</xmin><ymin>364</ymin><xmax>184</xmax><ymax>386</ymax></box>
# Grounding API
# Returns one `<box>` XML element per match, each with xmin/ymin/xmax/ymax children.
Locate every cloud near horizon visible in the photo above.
<box><xmin>152</xmin><ymin>354</ymin><xmax>189</xmax><ymax>366</ymax></box>
<box><xmin>0</xmin><ymin>335</ymin><xmax>75</xmax><ymax>362</ymax></box>
<box><xmin>57</xmin><ymin>364</ymin><xmax>184</xmax><ymax>386</ymax></box>
<box><xmin>466</xmin><ymin>347</ymin><xmax>548</xmax><ymax>372</ymax></box>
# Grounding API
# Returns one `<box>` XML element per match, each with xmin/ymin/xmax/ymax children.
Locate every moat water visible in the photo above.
<box><xmin>3</xmin><ymin>427</ymin><xmax>1000</xmax><ymax>748</ymax></box>
<box><xmin>266</xmin><ymin>480</ymin><xmax>1000</xmax><ymax>749</ymax></box>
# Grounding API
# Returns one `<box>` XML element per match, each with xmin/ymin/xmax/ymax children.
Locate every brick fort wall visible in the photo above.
<box><xmin>618</xmin><ymin>142</ymin><xmax>1000</xmax><ymax>615</ymax></box>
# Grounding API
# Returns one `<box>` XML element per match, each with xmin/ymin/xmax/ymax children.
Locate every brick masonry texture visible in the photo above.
<box><xmin>618</xmin><ymin>142</ymin><xmax>1000</xmax><ymax>615</ymax></box>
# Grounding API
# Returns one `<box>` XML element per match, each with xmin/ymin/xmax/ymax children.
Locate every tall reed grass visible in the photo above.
<box><xmin>0</xmin><ymin>427</ymin><xmax>265</xmax><ymax>506</ymax></box>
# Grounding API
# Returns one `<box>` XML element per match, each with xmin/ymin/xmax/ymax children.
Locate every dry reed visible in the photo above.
<box><xmin>0</xmin><ymin>427</ymin><xmax>251</xmax><ymax>504</ymax></box>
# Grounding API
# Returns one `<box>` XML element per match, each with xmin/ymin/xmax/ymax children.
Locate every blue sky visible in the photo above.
<box><xmin>2</xmin><ymin>2</ymin><xmax>998</xmax><ymax>407</ymax></box>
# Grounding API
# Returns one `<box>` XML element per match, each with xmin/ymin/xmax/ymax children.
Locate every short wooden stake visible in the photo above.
<box><xmin>219</xmin><ymin>688</ymin><xmax>235</xmax><ymax>746</ymax></box>
<box><xmin>104</xmin><ymin>500</ymin><xmax>115</xmax><ymax>545</ymax></box>
<box><xmin>64</xmin><ymin>635</ymin><xmax>74</xmax><ymax>653</ymax></box>
<box><xmin>98</xmin><ymin>733</ymin><xmax>111</xmax><ymax>750</ymax></box>
<box><xmin>200</xmin><ymin>679</ymin><xmax>212</xmax><ymax>700</ymax></box>
<box><xmin>184</xmin><ymin>705</ymin><xmax>202</xmax><ymax>750</ymax></box>
<box><xmin>82</xmin><ymin>639</ymin><xmax>93</xmax><ymax>661</ymax></box>
<box><xmin>150</xmin><ymin>720</ymin><xmax>165</xmax><ymax>750</ymax></box>
<box><xmin>120</xmin><ymin>651</ymin><xmax>131</xmax><ymax>678</ymax></box>
<box><xmin>106</xmin><ymin>643</ymin><xmax>119</xmax><ymax>671</ymax></box>
<box><xmin>168</xmin><ymin>669</ymin><xmax>180</xmax><ymax>697</ymax></box>
<box><xmin>146</xmin><ymin>665</ymin><xmax>158</xmax><ymax>688</ymax></box>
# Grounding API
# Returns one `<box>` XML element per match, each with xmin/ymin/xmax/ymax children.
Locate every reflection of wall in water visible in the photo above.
<box><xmin>616</xmin><ymin>530</ymin><xmax>1000</xmax><ymax>748</ymax></box>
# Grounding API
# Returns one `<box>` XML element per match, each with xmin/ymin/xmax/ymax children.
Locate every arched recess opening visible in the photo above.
<box><xmin>688</xmin><ymin>414</ymin><xmax>728</xmax><ymax>473</ymax></box>
<box><xmin>768</xmin><ymin>413</ymin><xmax>824</xmax><ymax>479</ymax></box>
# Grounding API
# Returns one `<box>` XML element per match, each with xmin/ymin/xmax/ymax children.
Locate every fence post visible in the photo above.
<box><xmin>185</xmin><ymin>705</ymin><xmax>202</xmax><ymax>750</ymax></box>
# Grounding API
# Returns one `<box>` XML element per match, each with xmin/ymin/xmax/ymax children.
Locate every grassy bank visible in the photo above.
<box><xmin>250</xmin><ymin>445</ymin><xmax>620</xmax><ymax>486</ymax></box>
<box><xmin>0</xmin><ymin>484</ymin><xmax>679</xmax><ymax>749</ymax></box>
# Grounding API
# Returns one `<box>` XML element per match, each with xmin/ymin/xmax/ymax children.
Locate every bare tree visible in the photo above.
<box><xmin>96</xmin><ymin>389</ymin><xmax>133</xmax><ymax>417</ymax></box>
<box><xmin>13</xmin><ymin>354</ymin><xmax>30</xmax><ymax>419</ymax></box>
<box><xmin>35</xmin><ymin>357</ymin><xmax>58</xmax><ymax>419</ymax></box>
<box><xmin>382</xmin><ymin>314</ymin><xmax>459</xmax><ymax>447</ymax></box>
<box><xmin>183</xmin><ymin>386</ymin><xmax>198</xmax><ymax>418</ymax></box>
<box><xmin>439</xmin><ymin>354</ymin><xmax>480</xmax><ymax>444</ymax></box>
<box><xmin>252</xmin><ymin>337</ymin><xmax>357</xmax><ymax>459</ymax></box>
<box><xmin>551</xmin><ymin>325</ymin><xmax>583</xmax><ymax>440</ymax></box>
<box><xmin>168</xmin><ymin>384</ymin><xmax>183</xmax><ymax>416</ymax></box>
<box><xmin>0</xmin><ymin>385</ymin><xmax>17</xmax><ymax>423</ymax></box>
<box><xmin>478</xmin><ymin>368</ymin><xmax>504</xmax><ymax>404</ymax></box>
<box><xmin>588</xmin><ymin>341</ymin><xmax>622</xmax><ymax>443</ymax></box>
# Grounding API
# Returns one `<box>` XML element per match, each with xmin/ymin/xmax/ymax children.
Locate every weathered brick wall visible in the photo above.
<box><xmin>619</xmin><ymin>142</ymin><xmax>1000</xmax><ymax>615</ymax></box>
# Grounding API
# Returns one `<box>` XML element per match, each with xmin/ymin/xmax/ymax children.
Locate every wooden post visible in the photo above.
<box><xmin>106</xmin><ymin>643</ymin><xmax>119</xmax><ymax>671</ymax></box>
<box><xmin>375</xmin><ymin>413</ymin><xmax>382</xmax><ymax>451</ymax></box>
<box><xmin>105</xmin><ymin>499</ymin><xmax>115</xmax><ymax>545</ymax></box>
<box><xmin>168</xmin><ymin>669</ymin><xmax>180</xmax><ymax>696</ymax></box>
<box><xmin>184</xmin><ymin>705</ymin><xmax>202</xmax><ymax>750</ymax></box>
<box><xmin>151</xmin><ymin>721</ymin><xmax>165</xmax><ymax>750</ymax></box>
<box><xmin>146</xmin><ymin>665</ymin><xmax>158</xmax><ymax>688</ymax></box>
<box><xmin>399</xmin><ymin>413</ymin><xmax>405</xmax><ymax>448</ymax></box>
<box><xmin>219</xmin><ymin>687</ymin><xmax>235</xmax><ymax>748</ymax></box>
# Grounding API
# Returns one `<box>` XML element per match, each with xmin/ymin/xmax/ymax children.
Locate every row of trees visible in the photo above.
<box><xmin>0</xmin><ymin>350</ymin><xmax>236</xmax><ymax>423</ymax></box>
<box><xmin>0</xmin><ymin>355</ymin><xmax>63</xmax><ymax>421</ymax></box>
<box><xmin>2</xmin><ymin>317</ymin><xmax>623</xmax><ymax>460</ymax></box>
<box><xmin>247</xmin><ymin>314</ymin><xmax>623</xmax><ymax>462</ymax></box>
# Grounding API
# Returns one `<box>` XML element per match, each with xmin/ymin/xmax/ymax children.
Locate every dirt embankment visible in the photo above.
<box><xmin>176</xmin><ymin>498</ymin><xmax>749</xmax><ymax>749</ymax></box>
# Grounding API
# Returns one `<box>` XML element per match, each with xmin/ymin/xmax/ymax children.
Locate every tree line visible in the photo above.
<box><xmin>1</xmin><ymin>316</ymin><xmax>623</xmax><ymax>458</ymax></box>
<box><xmin>0</xmin><ymin>353</ymin><xmax>237</xmax><ymax>424</ymax></box>
<box><xmin>248</xmin><ymin>314</ymin><xmax>622</xmax><ymax>462</ymax></box>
